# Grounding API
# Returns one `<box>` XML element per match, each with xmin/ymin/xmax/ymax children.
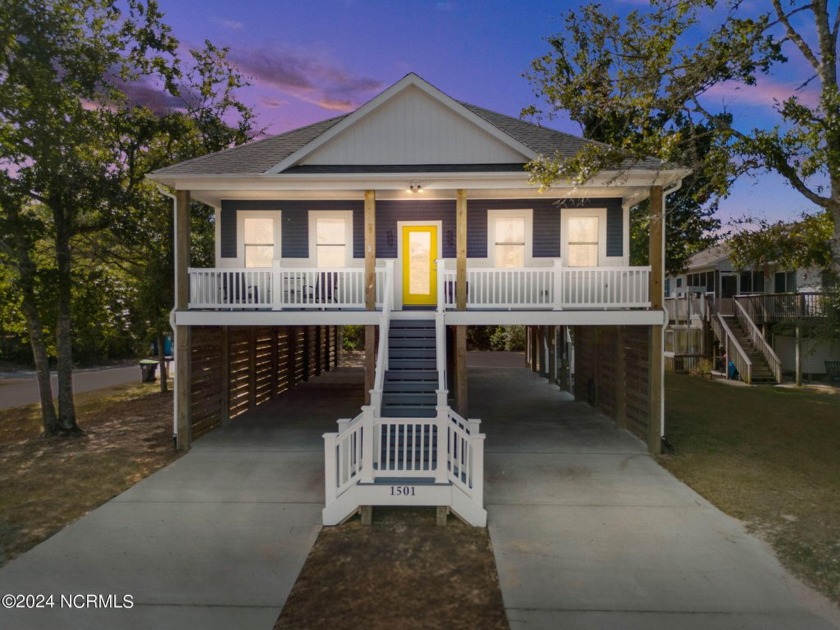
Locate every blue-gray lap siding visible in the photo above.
<box><xmin>219</xmin><ymin>198</ymin><xmax>623</xmax><ymax>259</ymax></box>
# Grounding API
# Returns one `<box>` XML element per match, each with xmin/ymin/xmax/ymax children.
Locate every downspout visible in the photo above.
<box><xmin>157</xmin><ymin>185</ymin><xmax>179</xmax><ymax>449</ymax></box>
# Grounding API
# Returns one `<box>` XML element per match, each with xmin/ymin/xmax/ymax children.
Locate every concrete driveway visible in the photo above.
<box><xmin>1</xmin><ymin>354</ymin><xmax>838</xmax><ymax>629</ymax></box>
<box><xmin>0</xmin><ymin>367</ymin><xmax>364</xmax><ymax>630</ymax></box>
<box><xmin>468</xmin><ymin>353</ymin><xmax>840</xmax><ymax>629</ymax></box>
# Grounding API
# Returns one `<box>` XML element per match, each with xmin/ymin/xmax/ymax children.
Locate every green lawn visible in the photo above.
<box><xmin>660</xmin><ymin>373</ymin><xmax>840</xmax><ymax>605</ymax></box>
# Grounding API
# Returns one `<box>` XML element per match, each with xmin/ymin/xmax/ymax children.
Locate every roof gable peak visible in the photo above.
<box><xmin>266</xmin><ymin>73</ymin><xmax>536</xmax><ymax>174</ymax></box>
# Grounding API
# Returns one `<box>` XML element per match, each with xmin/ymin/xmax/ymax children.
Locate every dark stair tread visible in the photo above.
<box><xmin>388</xmin><ymin>338</ymin><xmax>436</xmax><ymax>348</ymax></box>
<box><xmin>385</xmin><ymin>370</ymin><xmax>437</xmax><ymax>381</ymax></box>
<box><xmin>380</xmin><ymin>406</ymin><xmax>437</xmax><ymax>418</ymax></box>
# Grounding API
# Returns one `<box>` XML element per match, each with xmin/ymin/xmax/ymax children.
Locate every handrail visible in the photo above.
<box><xmin>435</xmin><ymin>259</ymin><xmax>447</xmax><ymax>394</ymax></box>
<box><xmin>714</xmin><ymin>313</ymin><xmax>753</xmax><ymax>384</ymax></box>
<box><xmin>733</xmin><ymin>300</ymin><xmax>782</xmax><ymax>383</ymax></box>
<box><xmin>372</xmin><ymin>260</ymin><xmax>395</xmax><ymax>400</ymax></box>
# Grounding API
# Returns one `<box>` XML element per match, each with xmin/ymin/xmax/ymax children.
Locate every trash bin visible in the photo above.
<box><xmin>139</xmin><ymin>359</ymin><xmax>158</xmax><ymax>383</ymax></box>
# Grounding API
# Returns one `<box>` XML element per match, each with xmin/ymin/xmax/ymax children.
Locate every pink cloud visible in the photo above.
<box><xmin>701</xmin><ymin>75</ymin><xmax>820</xmax><ymax>111</ymax></box>
<box><xmin>230</xmin><ymin>45</ymin><xmax>383</xmax><ymax>113</ymax></box>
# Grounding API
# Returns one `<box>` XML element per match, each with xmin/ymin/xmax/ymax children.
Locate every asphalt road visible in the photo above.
<box><xmin>0</xmin><ymin>364</ymin><xmax>145</xmax><ymax>411</ymax></box>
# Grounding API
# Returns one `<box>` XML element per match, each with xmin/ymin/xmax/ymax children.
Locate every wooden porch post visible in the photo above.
<box><xmin>548</xmin><ymin>326</ymin><xmax>557</xmax><ymax>385</ymax></box>
<box><xmin>615</xmin><ymin>326</ymin><xmax>627</xmax><ymax>430</ymax></box>
<box><xmin>455</xmin><ymin>189</ymin><xmax>468</xmax><ymax>416</ymax></box>
<box><xmin>220</xmin><ymin>326</ymin><xmax>230</xmax><ymax>426</ymax></box>
<box><xmin>174</xmin><ymin>189</ymin><xmax>191</xmax><ymax>450</ymax></box>
<box><xmin>648</xmin><ymin>185</ymin><xmax>665</xmax><ymax>455</ymax></box>
<box><xmin>365</xmin><ymin>190</ymin><xmax>376</xmax><ymax>404</ymax></box>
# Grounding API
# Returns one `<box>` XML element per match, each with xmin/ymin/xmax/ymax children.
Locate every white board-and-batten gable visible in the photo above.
<box><xmin>268</xmin><ymin>74</ymin><xmax>534</xmax><ymax>173</ymax></box>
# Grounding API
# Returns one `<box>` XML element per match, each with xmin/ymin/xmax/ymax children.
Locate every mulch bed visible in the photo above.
<box><xmin>275</xmin><ymin>508</ymin><xmax>509</xmax><ymax>630</ymax></box>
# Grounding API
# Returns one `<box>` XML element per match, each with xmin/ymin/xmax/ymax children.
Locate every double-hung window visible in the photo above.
<box><xmin>489</xmin><ymin>210</ymin><xmax>530</xmax><ymax>268</ymax></box>
<box><xmin>567</xmin><ymin>216</ymin><xmax>599</xmax><ymax>267</ymax></box>
<box><xmin>240</xmin><ymin>213</ymin><xmax>280</xmax><ymax>268</ymax></box>
<box><xmin>309</xmin><ymin>211</ymin><xmax>352</xmax><ymax>268</ymax></box>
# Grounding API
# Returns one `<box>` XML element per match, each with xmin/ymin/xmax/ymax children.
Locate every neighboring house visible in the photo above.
<box><xmin>149</xmin><ymin>73</ymin><xmax>687</xmax><ymax>526</ymax></box>
<box><xmin>665</xmin><ymin>243</ymin><xmax>833</xmax><ymax>381</ymax></box>
<box><xmin>665</xmin><ymin>243</ymin><xmax>822</xmax><ymax>299</ymax></box>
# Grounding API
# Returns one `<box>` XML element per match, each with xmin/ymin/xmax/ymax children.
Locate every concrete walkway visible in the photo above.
<box><xmin>1</xmin><ymin>353</ymin><xmax>839</xmax><ymax>629</ymax></box>
<box><xmin>468</xmin><ymin>353</ymin><xmax>840</xmax><ymax>629</ymax></box>
<box><xmin>0</xmin><ymin>368</ymin><xmax>364</xmax><ymax>630</ymax></box>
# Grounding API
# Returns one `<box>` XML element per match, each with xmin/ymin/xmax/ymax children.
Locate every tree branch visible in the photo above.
<box><xmin>772</xmin><ymin>0</ymin><xmax>821</xmax><ymax>73</ymax></box>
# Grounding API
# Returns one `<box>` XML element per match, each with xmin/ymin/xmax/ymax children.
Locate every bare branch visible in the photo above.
<box><xmin>772</xmin><ymin>0</ymin><xmax>821</xmax><ymax>73</ymax></box>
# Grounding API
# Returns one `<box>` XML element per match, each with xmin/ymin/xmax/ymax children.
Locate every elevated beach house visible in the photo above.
<box><xmin>149</xmin><ymin>73</ymin><xmax>688</xmax><ymax>526</ymax></box>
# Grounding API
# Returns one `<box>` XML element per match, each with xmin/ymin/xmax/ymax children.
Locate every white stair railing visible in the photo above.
<box><xmin>713</xmin><ymin>314</ymin><xmax>753</xmax><ymax>384</ymax></box>
<box><xmin>733</xmin><ymin>300</ymin><xmax>782</xmax><ymax>383</ymax></box>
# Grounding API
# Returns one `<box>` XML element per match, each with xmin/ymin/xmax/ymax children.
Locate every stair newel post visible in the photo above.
<box><xmin>361</xmin><ymin>406</ymin><xmax>375</xmax><ymax>483</ymax></box>
<box><xmin>471</xmin><ymin>433</ymin><xmax>486</xmax><ymax>507</ymax></box>
<box><xmin>553</xmin><ymin>258</ymin><xmax>564</xmax><ymax>310</ymax></box>
<box><xmin>436</xmin><ymin>258</ymin><xmax>445</xmax><ymax>311</ymax></box>
<box><xmin>435</xmin><ymin>311</ymin><xmax>447</xmax><ymax>405</ymax></box>
<box><xmin>323</xmin><ymin>432</ymin><xmax>337</xmax><ymax>505</ymax></box>
<box><xmin>435</xmin><ymin>408</ymin><xmax>448</xmax><ymax>484</ymax></box>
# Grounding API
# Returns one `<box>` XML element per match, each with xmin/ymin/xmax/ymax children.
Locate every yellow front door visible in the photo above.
<box><xmin>402</xmin><ymin>225</ymin><xmax>438</xmax><ymax>306</ymax></box>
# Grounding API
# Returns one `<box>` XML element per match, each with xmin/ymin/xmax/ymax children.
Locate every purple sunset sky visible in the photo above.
<box><xmin>155</xmin><ymin>0</ymin><xmax>825</xmax><ymax>227</ymax></box>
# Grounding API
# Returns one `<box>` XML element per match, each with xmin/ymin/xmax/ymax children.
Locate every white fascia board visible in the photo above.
<box><xmin>148</xmin><ymin>169</ymin><xmax>687</xmax><ymax>192</ymax></box>
<box><xmin>444</xmin><ymin>309</ymin><xmax>667</xmax><ymax>326</ymax></box>
<box><xmin>266</xmin><ymin>74</ymin><xmax>536</xmax><ymax>175</ymax></box>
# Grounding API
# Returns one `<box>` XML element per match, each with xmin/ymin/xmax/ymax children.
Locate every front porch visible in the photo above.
<box><xmin>187</xmin><ymin>260</ymin><xmax>652</xmax><ymax>313</ymax></box>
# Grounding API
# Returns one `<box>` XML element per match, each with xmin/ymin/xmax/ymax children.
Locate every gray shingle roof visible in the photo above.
<box><xmin>150</xmin><ymin>115</ymin><xmax>347</xmax><ymax>176</ymax></box>
<box><xmin>151</xmin><ymin>90</ymin><xmax>666</xmax><ymax>177</ymax></box>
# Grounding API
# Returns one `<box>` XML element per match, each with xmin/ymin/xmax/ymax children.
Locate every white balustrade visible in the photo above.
<box><xmin>440</xmin><ymin>262</ymin><xmax>650</xmax><ymax>310</ymax></box>
<box><xmin>188</xmin><ymin>267</ymin><xmax>381</xmax><ymax>310</ymax></box>
<box><xmin>190</xmin><ymin>261</ymin><xmax>650</xmax><ymax>311</ymax></box>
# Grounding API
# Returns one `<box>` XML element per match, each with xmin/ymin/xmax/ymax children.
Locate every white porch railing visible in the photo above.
<box><xmin>188</xmin><ymin>264</ymin><xmax>387</xmax><ymax>310</ymax></box>
<box><xmin>189</xmin><ymin>259</ymin><xmax>650</xmax><ymax>311</ymax></box>
<box><xmin>439</xmin><ymin>260</ymin><xmax>650</xmax><ymax>310</ymax></box>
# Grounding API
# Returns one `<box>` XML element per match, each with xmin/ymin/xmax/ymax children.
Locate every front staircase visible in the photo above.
<box><xmin>382</xmin><ymin>319</ymin><xmax>438</xmax><ymax>418</ymax></box>
<box><xmin>719</xmin><ymin>315</ymin><xmax>778</xmax><ymax>384</ymax></box>
<box><xmin>322</xmin><ymin>305</ymin><xmax>487</xmax><ymax>527</ymax></box>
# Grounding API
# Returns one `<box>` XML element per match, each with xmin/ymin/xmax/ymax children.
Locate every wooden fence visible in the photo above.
<box><xmin>190</xmin><ymin>325</ymin><xmax>339</xmax><ymax>439</ymax></box>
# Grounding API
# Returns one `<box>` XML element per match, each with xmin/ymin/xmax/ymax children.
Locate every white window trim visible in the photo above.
<box><xmin>561</xmin><ymin>207</ymin><xmax>607</xmax><ymax>267</ymax></box>
<box><xmin>487</xmin><ymin>209</ymin><xmax>532</xmax><ymax>267</ymax></box>
<box><xmin>308</xmin><ymin>210</ymin><xmax>354</xmax><ymax>268</ymax></box>
<box><xmin>237</xmin><ymin>210</ymin><xmax>282</xmax><ymax>268</ymax></box>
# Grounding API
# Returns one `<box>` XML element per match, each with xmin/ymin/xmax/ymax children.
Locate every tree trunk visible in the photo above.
<box><xmin>157</xmin><ymin>332</ymin><xmax>168</xmax><ymax>394</ymax></box>
<box><xmin>54</xmin><ymin>208</ymin><xmax>80</xmax><ymax>434</ymax></box>
<box><xmin>5</xmin><ymin>201</ymin><xmax>58</xmax><ymax>434</ymax></box>
<box><xmin>15</xmin><ymin>244</ymin><xmax>58</xmax><ymax>434</ymax></box>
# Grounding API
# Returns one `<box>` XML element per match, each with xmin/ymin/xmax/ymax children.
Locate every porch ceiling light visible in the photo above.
<box><xmin>408</xmin><ymin>182</ymin><xmax>423</xmax><ymax>193</ymax></box>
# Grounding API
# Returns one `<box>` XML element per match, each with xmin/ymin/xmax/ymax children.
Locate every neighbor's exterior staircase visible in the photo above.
<box><xmin>719</xmin><ymin>315</ymin><xmax>777</xmax><ymax>384</ymax></box>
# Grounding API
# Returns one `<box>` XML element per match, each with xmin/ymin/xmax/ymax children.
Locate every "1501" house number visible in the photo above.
<box><xmin>390</xmin><ymin>486</ymin><xmax>416</xmax><ymax>496</ymax></box>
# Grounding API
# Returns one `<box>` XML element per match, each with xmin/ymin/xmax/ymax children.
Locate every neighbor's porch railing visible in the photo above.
<box><xmin>736</xmin><ymin>292</ymin><xmax>826</xmax><ymax>323</ymax></box>
<box><xmin>438</xmin><ymin>259</ymin><xmax>650</xmax><ymax>310</ymax></box>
